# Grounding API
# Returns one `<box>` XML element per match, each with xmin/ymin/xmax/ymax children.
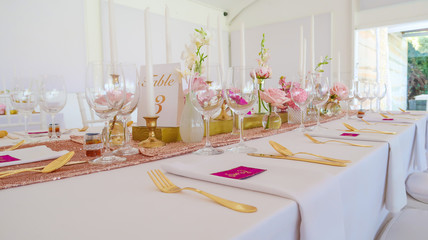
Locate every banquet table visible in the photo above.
<box><xmin>0</xmin><ymin>112</ymin><xmax>427</xmax><ymax>240</ymax></box>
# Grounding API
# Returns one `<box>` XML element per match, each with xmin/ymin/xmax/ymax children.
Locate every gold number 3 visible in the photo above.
<box><xmin>156</xmin><ymin>95</ymin><xmax>166</xmax><ymax>114</ymax></box>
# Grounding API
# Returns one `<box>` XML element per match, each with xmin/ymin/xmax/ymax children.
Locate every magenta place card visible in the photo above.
<box><xmin>382</xmin><ymin>118</ymin><xmax>394</xmax><ymax>121</ymax></box>
<box><xmin>341</xmin><ymin>133</ymin><xmax>359</xmax><ymax>137</ymax></box>
<box><xmin>0</xmin><ymin>155</ymin><xmax>20</xmax><ymax>163</ymax></box>
<box><xmin>211</xmin><ymin>166</ymin><xmax>266</xmax><ymax>180</ymax></box>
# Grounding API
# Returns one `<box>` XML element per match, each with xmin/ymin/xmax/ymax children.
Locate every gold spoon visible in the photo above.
<box><xmin>399</xmin><ymin>108</ymin><xmax>406</xmax><ymax>112</ymax></box>
<box><xmin>380</xmin><ymin>113</ymin><xmax>417</xmax><ymax>121</ymax></box>
<box><xmin>0</xmin><ymin>159</ymin><xmax>87</xmax><ymax>176</ymax></box>
<box><xmin>2</xmin><ymin>140</ymin><xmax>25</xmax><ymax>152</ymax></box>
<box><xmin>343</xmin><ymin>123</ymin><xmax>396</xmax><ymax>135</ymax></box>
<box><xmin>269</xmin><ymin>141</ymin><xmax>350</xmax><ymax>163</ymax></box>
<box><xmin>0</xmin><ymin>151</ymin><xmax>75</xmax><ymax>178</ymax></box>
<box><xmin>304</xmin><ymin>133</ymin><xmax>372</xmax><ymax>147</ymax></box>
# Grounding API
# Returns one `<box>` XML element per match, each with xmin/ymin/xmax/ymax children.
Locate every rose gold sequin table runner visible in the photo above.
<box><xmin>0</xmin><ymin>113</ymin><xmax>347</xmax><ymax>190</ymax></box>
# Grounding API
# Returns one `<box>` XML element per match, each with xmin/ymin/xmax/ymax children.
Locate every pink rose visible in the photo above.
<box><xmin>94</xmin><ymin>90</ymin><xmax>130</xmax><ymax>106</ymax></box>
<box><xmin>255</xmin><ymin>66</ymin><xmax>272</xmax><ymax>79</ymax></box>
<box><xmin>330</xmin><ymin>82</ymin><xmax>349</xmax><ymax>101</ymax></box>
<box><xmin>259</xmin><ymin>88</ymin><xmax>289</xmax><ymax>109</ymax></box>
<box><xmin>197</xmin><ymin>89</ymin><xmax>217</xmax><ymax>107</ymax></box>
<box><xmin>285</xmin><ymin>92</ymin><xmax>300</xmax><ymax>110</ymax></box>
<box><xmin>279</xmin><ymin>76</ymin><xmax>287</xmax><ymax>88</ymax></box>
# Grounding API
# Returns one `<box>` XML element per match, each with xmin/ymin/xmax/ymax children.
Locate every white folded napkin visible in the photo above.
<box><xmin>363</xmin><ymin>115</ymin><xmax>414</xmax><ymax>124</ymax></box>
<box><xmin>163</xmin><ymin>159</ymin><xmax>346</xmax><ymax>240</ymax></box>
<box><xmin>0</xmin><ymin>146</ymin><xmax>68</xmax><ymax>167</ymax></box>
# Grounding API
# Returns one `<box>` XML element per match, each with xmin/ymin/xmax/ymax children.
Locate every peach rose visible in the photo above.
<box><xmin>260</xmin><ymin>88</ymin><xmax>289</xmax><ymax>109</ymax></box>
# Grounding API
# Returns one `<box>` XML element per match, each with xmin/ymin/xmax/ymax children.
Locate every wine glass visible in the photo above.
<box><xmin>113</xmin><ymin>64</ymin><xmax>140</xmax><ymax>156</ymax></box>
<box><xmin>85</xmin><ymin>62</ymin><xmax>126</xmax><ymax>164</ymax></box>
<box><xmin>354</xmin><ymin>81</ymin><xmax>367</xmax><ymax>110</ymax></box>
<box><xmin>290</xmin><ymin>75</ymin><xmax>314</xmax><ymax>131</ymax></box>
<box><xmin>376</xmin><ymin>83</ymin><xmax>387</xmax><ymax>112</ymax></box>
<box><xmin>367</xmin><ymin>82</ymin><xmax>378</xmax><ymax>112</ymax></box>
<box><xmin>188</xmin><ymin>65</ymin><xmax>224</xmax><ymax>155</ymax></box>
<box><xmin>9</xmin><ymin>78</ymin><xmax>39</xmax><ymax>137</ymax></box>
<box><xmin>224</xmin><ymin>67</ymin><xmax>258</xmax><ymax>153</ymax></box>
<box><xmin>39</xmin><ymin>75</ymin><xmax>67</xmax><ymax>139</ymax></box>
<box><xmin>311</xmin><ymin>74</ymin><xmax>330</xmax><ymax>129</ymax></box>
<box><xmin>342</xmin><ymin>81</ymin><xmax>355</xmax><ymax>120</ymax></box>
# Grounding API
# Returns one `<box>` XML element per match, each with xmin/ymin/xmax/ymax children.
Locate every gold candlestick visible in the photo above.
<box><xmin>214</xmin><ymin>100</ymin><xmax>233</xmax><ymax>120</ymax></box>
<box><xmin>139</xmin><ymin>116</ymin><xmax>166</xmax><ymax>148</ymax></box>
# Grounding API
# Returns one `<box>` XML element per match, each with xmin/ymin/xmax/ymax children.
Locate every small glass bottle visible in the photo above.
<box><xmin>84</xmin><ymin>133</ymin><xmax>103</xmax><ymax>157</ymax></box>
<box><xmin>48</xmin><ymin>123</ymin><xmax>61</xmax><ymax>138</ymax></box>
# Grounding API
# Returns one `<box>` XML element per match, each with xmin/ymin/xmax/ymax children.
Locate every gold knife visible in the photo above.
<box><xmin>247</xmin><ymin>153</ymin><xmax>347</xmax><ymax>167</ymax></box>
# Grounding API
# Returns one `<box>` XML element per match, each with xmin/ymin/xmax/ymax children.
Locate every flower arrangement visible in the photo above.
<box><xmin>179</xmin><ymin>27</ymin><xmax>211</xmax><ymax>94</ymax></box>
<box><xmin>329</xmin><ymin>82</ymin><xmax>349</xmax><ymax>102</ymax></box>
<box><xmin>278</xmin><ymin>76</ymin><xmax>300</xmax><ymax>111</ymax></box>
<box><xmin>259</xmin><ymin>88</ymin><xmax>288</xmax><ymax>129</ymax></box>
<box><xmin>314</xmin><ymin>55</ymin><xmax>332</xmax><ymax>73</ymax></box>
<box><xmin>254</xmin><ymin>34</ymin><xmax>272</xmax><ymax>114</ymax></box>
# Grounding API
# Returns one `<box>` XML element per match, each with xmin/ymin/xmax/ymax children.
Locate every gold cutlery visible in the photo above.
<box><xmin>0</xmin><ymin>151</ymin><xmax>75</xmax><ymax>178</ymax></box>
<box><xmin>304</xmin><ymin>133</ymin><xmax>372</xmax><ymax>147</ymax></box>
<box><xmin>147</xmin><ymin>169</ymin><xmax>257</xmax><ymax>213</ymax></box>
<box><xmin>269</xmin><ymin>141</ymin><xmax>350</xmax><ymax>163</ymax></box>
<box><xmin>0</xmin><ymin>159</ymin><xmax>87</xmax><ymax>176</ymax></box>
<box><xmin>1</xmin><ymin>140</ymin><xmax>25</xmax><ymax>152</ymax></box>
<box><xmin>361</xmin><ymin>118</ymin><xmax>409</xmax><ymax>127</ymax></box>
<box><xmin>399</xmin><ymin>107</ymin><xmax>406</xmax><ymax>112</ymax></box>
<box><xmin>248</xmin><ymin>153</ymin><xmax>347</xmax><ymax>167</ymax></box>
<box><xmin>381</xmin><ymin>113</ymin><xmax>418</xmax><ymax>121</ymax></box>
<box><xmin>343</xmin><ymin>123</ymin><xmax>396</xmax><ymax>135</ymax></box>
<box><xmin>63</xmin><ymin>126</ymin><xmax>89</xmax><ymax>134</ymax></box>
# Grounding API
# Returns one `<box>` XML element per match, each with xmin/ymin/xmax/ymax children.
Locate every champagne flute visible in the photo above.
<box><xmin>188</xmin><ymin>66</ymin><xmax>224</xmax><ymax>155</ymax></box>
<box><xmin>113</xmin><ymin>64</ymin><xmax>140</xmax><ymax>156</ymax></box>
<box><xmin>311</xmin><ymin>74</ymin><xmax>330</xmax><ymax>129</ymax></box>
<box><xmin>290</xmin><ymin>75</ymin><xmax>314</xmax><ymax>131</ymax></box>
<box><xmin>224</xmin><ymin>67</ymin><xmax>258</xmax><ymax>153</ymax></box>
<box><xmin>39</xmin><ymin>75</ymin><xmax>67</xmax><ymax>139</ymax></box>
<box><xmin>85</xmin><ymin>62</ymin><xmax>126</xmax><ymax>164</ymax></box>
<box><xmin>9</xmin><ymin>78</ymin><xmax>38</xmax><ymax>137</ymax></box>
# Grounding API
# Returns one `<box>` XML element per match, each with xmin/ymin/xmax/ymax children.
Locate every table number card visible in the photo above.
<box><xmin>138</xmin><ymin>63</ymin><xmax>184</xmax><ymax>127</ymax></box>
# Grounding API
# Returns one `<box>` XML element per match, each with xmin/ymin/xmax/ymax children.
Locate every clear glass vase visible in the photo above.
<box><xmin>287</xmin><ymin>107</ymin><xmax>303</xmax><ymax>124</ymax></box>
<box><xmin>262</xmin><ymin>106</ymin><xmax>281</xmax><ymax>130</ymax></box>
<box><xmin>179</xmin><ymin>94</ymin><xmax>204</xmax><ymax>143</ymax></box>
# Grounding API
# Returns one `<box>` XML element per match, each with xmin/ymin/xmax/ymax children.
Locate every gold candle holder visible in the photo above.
<box><xmin>139</xmin><ymin>116</ymin><xmax>166</xmax><ymax>148</ymax></box>
<box><xmin>214</xmin><ymin>101</ymin><xmax>233</xmax><ymax>120</ymax></box>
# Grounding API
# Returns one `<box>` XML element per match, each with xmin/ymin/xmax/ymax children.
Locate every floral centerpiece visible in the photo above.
<box><xmin>279</xmin><ymin>76</ymin><xmax>300</xmax><ymax>111</ymax></box>
<box><xmin>177</xmin><ymin>27</ymin><xmax>211</xmax><ymax>143</ymax></box>
<box><xmin>259</xmin><ymin>88</ymin><xmax>288</xmax><ymax>129</ymax></box>
<box><xmin>322</xmin><ymin>80</ymin><xmax>349</xmax><ymax>116</ymax></box>
<box><xmin>253</xmin><ymin>34</ymin><xmax>272</xmax><ymax>114</ymax></box>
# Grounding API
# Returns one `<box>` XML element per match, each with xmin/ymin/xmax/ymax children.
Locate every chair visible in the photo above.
<box><xmin>76</xmin><ymin>92</ymin><xmax>104</xmax><ymax>127</ymax></box>
<box><xmin>377</xmin><ymin>208</ymin><xmax>428</xmax><ymax>240</ymax></box>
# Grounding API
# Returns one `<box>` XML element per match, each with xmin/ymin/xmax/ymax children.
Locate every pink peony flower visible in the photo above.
<box><xmin>259</xmin><ymin>88</ymin><xmax>289</xmax><ymax>109</ymax></box>
<box><xmin>191</xmin><ymin>72</ymin><xmax>208</xmax><ymax>92</ymax></box>
<box><xmin>290</xmin><ymin>87</ymin><xmax>308</xmax><ymax>104</ymax></box>
<box><xmin>330</xmin><ymin>82</ymin><xmax>349</xmax><ymax>101</ymax></box>
<box><xmin>255</xmin><ymin>66</ymin><xmax>272</xmax><ymax>79</ymax></box>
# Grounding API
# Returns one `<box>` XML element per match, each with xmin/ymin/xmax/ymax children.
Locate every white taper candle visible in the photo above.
<box><xmin>337</xmin><ymin>51</ymin><xmax>341</xmax><ymax>82</ymax></box>
<box><xmin>108</xmin><ymin>0</ymin><xmax>118</xmax><ymax>70</ymax></box>
<box><xmin>165</xmin><ymin>5</ymin><xmax>172</xmax><ymax>63</ymax></box>
<box><xmin>299</xmin><ymin>25</ymin><xmax>304</xmax><ymax>77</ymax></box>
<box><xmin>310</xmin><ymin>15</ymin><xmax>315</xmax><ymax>71</ymax></box>
<box><xmin>217</xmin><ymin>15</ymin><xmax>224</xmax><ymax>75</ymax></box>
<box><xmin>145</xmin><ymin>8</ymin><xmax>155</xmax><ymax>116</ymax></box>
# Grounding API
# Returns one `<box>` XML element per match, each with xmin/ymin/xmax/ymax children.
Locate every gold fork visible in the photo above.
<box><xmin>304</xmin><ymin>134</ymin><xmax>372</xmax><ymax>147</ymax></box>
<box><xmin>1</xmin><ymin>140</ymin><xmax>25</xmax><ymax>152</ymax></box>
<box><xmin>147</xmin><ymin>169</ymin><xmax>257</xmax><ymax>213</ymax></box>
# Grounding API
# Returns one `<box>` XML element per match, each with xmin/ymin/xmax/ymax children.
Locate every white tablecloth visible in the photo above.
<box><xmin>0</xmin><ymin>112</ymin><xmax>426</xmax><ymax>240</ymax></box>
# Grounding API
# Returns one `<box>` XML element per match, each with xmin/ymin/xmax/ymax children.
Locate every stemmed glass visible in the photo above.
<box><xmin>39</xmin><ymin>76</ymin><xmax>67</xmax><ymax>139</ymax></box>
<box><xmin>9</xmin><ymin>78</ymin><xmax>39</xmax><ymax>137</ymax></box>
<box><xmin>224</xmin><ymin>67</ymin><xmax>258</xmax><ymax>153</ymax></box>
<box><xmin>367</xmin><ymin>82</ymin><xmax>378</xmax><ymax>112</ymax></box>
<box><xmin>85</xmin><ymin>62</ymin><xmax>126</xmax><ymax>164</ymax></box>
<box><xmin>113</xmin><ymin>64</ymin><xmax>140</xmax><ymax>156</ymax></box>
<box><xmin>189</xmin><ymin>65</ymin><xmax>224</xmax><ymax>155</ymax></box>
<box><xmin>354</xmin><ymin>81</ymin><xmax>368</xmax><ymax>110</ymax></box>
<box><xmin>311</xmin><ymin>74</ymin><xmax>330</xmax><ymax>129</ymax></box>
<box><xmin>290</xmin><ymin>75</ymin><xmax>314</xmax><ymax>131</ymax></box>
<box><xmin>342</xmin><ymin>81</ymin><xmax>355</xmax><ymax>120</ymax></box>
<box><xmin>376</xmin><ymin>83</ymin><xmax>387</xmax><ymax>112</ymax></box>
